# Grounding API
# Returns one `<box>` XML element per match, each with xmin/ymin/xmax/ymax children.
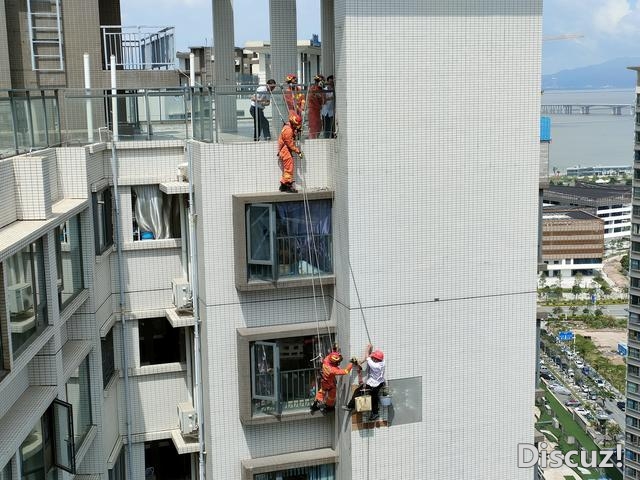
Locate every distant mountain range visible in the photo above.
<box><xmin>542</xmin><ymin>57</ymin><xmax>640</xmax><ymax>90</ymax></box>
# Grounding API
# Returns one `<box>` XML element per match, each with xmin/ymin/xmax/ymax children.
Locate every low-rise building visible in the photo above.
<box><xmin>543</xmin><ymin>183</ymin><xmax>631</xmax><ymax>241</ymax></box>
<box><xmin>542</xmin><ymin>208</ymin><xmax>605</xmax><ymax>277</ymax></box>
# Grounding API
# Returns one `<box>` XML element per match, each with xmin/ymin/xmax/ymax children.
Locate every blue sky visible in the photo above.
<box><xmin>121</xmin><ymin>0</ymin><xmax>640</xmax><ymax>74</ymax></box>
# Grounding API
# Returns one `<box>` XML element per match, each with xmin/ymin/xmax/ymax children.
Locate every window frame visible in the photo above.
<box><xmin>232</xmin><ymin>191</ymin><xmax>335</xmax><ymax>291</ymax></box>
<box><xmin>240</xmin><ymin>449</ymin><xmax>337</xmax><ymax>480</ymax></box>
<box><xmin>237</xmin><ymin>320</ymin><xmax>335</xmax><ymax>425</ymax></box>
<box><xmin>55</xmin><ymin>214</ymin><xmax>85</xmax><ymax>311</ymax></box>
<box><xmin>93</xmin><ymin>188</ymin><xmax>114</xmax><ymax>255</ymax></box>
<box><xmin>101</xmin><ymin>327</ymin><xmax>116</xmax><ymax>389</ymax></box>
<box><xmin>131</xmin><ymin>185</ymin><xmax>181</xmax><ymax>242</ymax></box>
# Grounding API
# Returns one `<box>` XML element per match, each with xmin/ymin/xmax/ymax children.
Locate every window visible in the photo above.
<box><xmin>93</xmin><ymin>188</ymin><xmax>113</xmax><ymax>255</ymax></box>
<box><xmin>144</xmin><ymin>440</ymin><xmax>191</xmax><ymax>480</ymax></box>
<box><xmin>66</xmin><ymin>356</ymin><xmax>92</xmax><ymax>448</ymax></box>
<box><xmin>4</xmin><ymin>239</ymin><xmax>47</xmax><ymax>358</ymax></box>
<box><xmin>233</xmin><ymin>192</ymin><xmax>334</xmax><ymax>290</ymax></box>
<box><xmin>631</xmin><ymin>381</ymin><xmax>640</xmax><ymax>394</ymax></box>
<box><xmin>56</xmin><ymin>215</ymin><xmax>84</xmax><ymax>310</ymax></box>
<box><xmin>254</xmin><ymin>464</ymin><xmax>335</xmax><ymax>480</ymax></box>
<box><xmin>237</xmin><ymin>321</ymin><xmax>335</xmax><ymax>423</ymax></box>
<box><xmin>632</xmin><ymin>258</ymin><xmax>640</xmax><ymax>272</ymax></box>
<box><xmin>102</xmin><ymin>328</ymin><xmax>116</xmax><ymax>388</ymax></box>
<box><xmin>0</xmin><ymin>462</ymin><xmax>10</xmax><ymax>480</ymax></box>
<box><xmin>20</xmin><ymin>399</ymin><xmax>75</xmax><ymax>478</ymax></box>
<box><xmin>108</xmin><ymin>448</ymin><xmax>125</xmax><ymax>480</ymax></box>
<box><xmin>131</xmin><ymin>185</ymin><xmax>180</xmax><ymax>241</ymax></box>
<box><xmin>251</xmin><ymin>334</ymin><xmax>331</xmax><ymax>416</ymax></box>
<box><xmin>138</xmin><ymin>318</ymin><xmax>185</xmax><ymax>366</ymax></box>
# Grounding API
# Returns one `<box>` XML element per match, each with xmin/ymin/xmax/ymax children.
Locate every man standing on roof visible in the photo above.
<box><xmin>277</xmin><ymin>113</ymin><xmax>303</xmax><ymax>193</ymax></box>
<box><xmin>283</xmin><ymin>74</ymin><xmax>305</xmax><ymax>117</ymax></box>
<box><xmin>307</xmin><ymin>74</ymin><xmax>325</xmax><ymax>139</ymax></box>
<box><xmin>321</xmin><ymin>75</ymin><xmax>335</xmax><ymax>138</ymax></box>
<box><xmin>310</xmin><ymin>350</ymin><xmax>355</xmax><ymax>415</ymax></box>
<box><xmin>343</xmin><ymin>344</ymin><xmax>386</xmax><ymax>420</ymax></box>
<box><xmin>250</xmin><ymin>79</ymin><xmax>276</xmax><ymax>141</ymax></box>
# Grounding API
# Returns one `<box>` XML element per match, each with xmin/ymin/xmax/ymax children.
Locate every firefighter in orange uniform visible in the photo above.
<box><xmin>310</xmin><ymin>351</ymin><xmax>355</xmax><ymax>415</ymax></box>
<box><xmin>278</xmin><ymin>113</ymin><xmax>303</xmax><ymax>193</ymax></box>
<box><xmin>283</xmin><ymin>74</ymin><xmax>305</xmax><ymax>116</ymax></box>
<box><xmin>307</xmin><ymin>74</ymin><xmax>325</xmax><ymax>139</ymax></box>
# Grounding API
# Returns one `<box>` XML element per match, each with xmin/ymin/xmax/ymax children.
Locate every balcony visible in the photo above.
<box><xmin>1</xmin><ymin>85</ymin><xmax>336</xmax><ymax>152</ymax></box>
<box><xmin>101</xmin><ymin>26</ymin><xmax>175</xmax><ymax>70</ymax></box>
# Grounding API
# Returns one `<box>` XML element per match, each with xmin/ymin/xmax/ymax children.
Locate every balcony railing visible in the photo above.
<box><xmin>1</xmin><ymin>85</ymin><xmax>336</xmax><ymax>154</ymax></box>
<box><xmin>0</xmin><ymin>89</ymin><xmax>61</xmax><ymax>159</ymax></box>
<box><xmin>252</xmin><ymin>367</ymin><xmax>316</xmax><ymax>415</ymax></box>
<box><xmin>101</xmin><ymin>25</ymin><xmax>175</xmax><ymax>70</ymax></box>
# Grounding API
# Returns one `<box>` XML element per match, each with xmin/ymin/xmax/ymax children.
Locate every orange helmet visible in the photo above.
<box><xmin>289</xmin><ymin>113</ymin><xmax>302</xmax><ymax>129</ymax></box>
<box><xmin>285</xmin><ymin>74</ymin><xmax>297</xmax><ymax>84</ymax></box>
<box><xmin>328</xmin><ymin>352</ymin><xmax>343</xmax><ymax>365</ymax></box>
<box><xmin>370</xmin><ymin>350</ymin><xmax>384</xmax><ymax>361</ymax></box>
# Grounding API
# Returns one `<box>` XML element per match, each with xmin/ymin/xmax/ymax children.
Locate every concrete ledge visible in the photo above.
<box><xmin>241</xmin><ymin>448</ymin><xmax>337</xmax><ymax>480</ymax></box>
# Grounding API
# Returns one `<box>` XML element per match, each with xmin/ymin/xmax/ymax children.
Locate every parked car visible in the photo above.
<box><xmin>565</xmin><ymin>398</ymin><xmax>581</xmax><ymax>407</ymax></box>
<box><xmin>575</xmin><ymin>359</ymin><xmax>584</xmax><ymax>369</ymax></box>
<box><xmin>541</xmin><ymin>372</ymin><xmax>553</xmax><ymax>381</ymax></box>
<box><xmin>596</xmin><ymin>379</ymin><xmax>605</xmax><ymax>388</ymax></box>
<box><xmin>553</xmin><ymin>385</ymin><xmax>571</xmax><ymax>395</ymax></box>
<box><xmin>617</xmin><ymin>401</ymin><xmax>626</xmax><ymax>411</ymax></box>
<box><xmin>589</xmin><ymin>392</ymin><xmax>598</xmax><ymax>401</ymax></box>
<box><xmin>574</xmin><ymin>407</ymin><xmax>589</xmax><ymax>416</ymax></box>
<box><xmin>581</xmin><ymin>384</ymin><xmax>590</xmax><ymax>393</ymax></box>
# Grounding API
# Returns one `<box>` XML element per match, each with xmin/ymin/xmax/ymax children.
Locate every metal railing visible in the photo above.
<box><xmin>0</xmin><ymin>89</ymin><xmax>61</xmax><ymax>159</ymax></box>
<box><xmin>1</xmin><ymin>84</ymin><xmax>336</xmax><ymax>155</ymax></box>
<box><xmin>101</xmin><ymin>25</ymin><xmax>175</xmax><ymax>70</ymax></box>
<box><xmin>252</xmin><ymin>367</ymin><xmax>316</xmax><ymax>415</ymax></box>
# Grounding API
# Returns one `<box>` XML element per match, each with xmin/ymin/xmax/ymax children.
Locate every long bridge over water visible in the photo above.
<box><xmin>541</xmin><ymin>104</ymin><xmax>636</xmax><ymax>115</ymax></box>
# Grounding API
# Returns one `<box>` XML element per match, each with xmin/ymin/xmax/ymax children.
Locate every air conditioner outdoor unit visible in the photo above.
<box><xmin>7</xmin><ymin>282</ymin><xmax>34</xmax><ymax>315</ymax></box>
<box><xmin>172</xmin><ymin>278</ymin><xmax>192</xmax><ymax>310</ymax></box>
<box><xmin>177</xmin><ymin>402</ymin><xmax>197</xmax><ymax>436</ymax></box>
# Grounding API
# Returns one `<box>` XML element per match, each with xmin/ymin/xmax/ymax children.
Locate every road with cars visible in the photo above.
<box><xmin>540</xmin><ymin>342</ymin><xmax>625</xmax><ymax>441</ymax></box>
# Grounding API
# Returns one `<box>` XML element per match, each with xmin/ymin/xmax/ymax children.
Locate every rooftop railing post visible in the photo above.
<box><xmin>41</xmin><ymin>90</ymin><xmax>49</xmax><ymax>146</ymax></box>
<box><xmin>208</xmin><ymin>87</ymin><xmax>215</xmax><ymax>143</ymax></box>
<box><xmin>54</xmin><ymin>90</ymin><xmax>61</xmax><ymax>144</ymax></box>
<box><xmin>8</xmin><ymin>91</ymin><xmax>20</xmax><ymax>155</ymax></box>
<box><xmin>144</xmin><ymin>90</ymin><xmax>151</xmax><ymax>140</ymax></box>
<box><xmin>25</xmin><ymin>91</ymin><xmax>35</xmax><ymax>150</ymax></box>
<box><xmin>84</xmin><ymin>53</ymin><xmax>94</xmax><ymax>143</ymax></box>
<box><xmin>111</xmin><ymin>55</ymin><xmax>118</xmax><ymax>141</ymax></box>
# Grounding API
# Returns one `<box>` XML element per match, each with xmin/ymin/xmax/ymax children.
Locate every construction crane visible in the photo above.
<box><xmin>543</xmin><ymin>33</ymin><xmax>584</xmax><ymax>42</ymax></box>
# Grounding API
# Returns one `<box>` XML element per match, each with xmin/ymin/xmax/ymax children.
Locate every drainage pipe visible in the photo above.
<box><xmin>187</xmin><ymin>142</ymin><xmax>206</xmax><ymax>480</ymax></box>
<box><xmin>109</xmin><ymin>70</ymin><xmax>133</xmax><ymax>479</ymax></box>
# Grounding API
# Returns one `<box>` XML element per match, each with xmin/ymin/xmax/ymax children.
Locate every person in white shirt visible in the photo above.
<box><xmin>250</xmin><ymin>79</ymin><xmax>276</xmax><ymax>141</ymax></box>
<box><xmin>343</xmin><ymin>343</ymin><xmax>386</xmax><ymax>420</ymax></box>
<box><xmin>321</xmin><ymin>75</ymin><xmax>335</xmax><ymax>138</ymax></box>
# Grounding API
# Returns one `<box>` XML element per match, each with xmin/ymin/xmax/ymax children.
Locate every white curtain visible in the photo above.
<box><xmin>133</xmin><ymin>185</ymin><xmax>172</xmax><ymax>240</ymax></box>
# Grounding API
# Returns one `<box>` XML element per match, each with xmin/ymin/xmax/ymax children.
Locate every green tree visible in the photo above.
<box><xmin>600</xmin><ymin>284</ymin><xmax>612</xmax><ymax>296</ymax></box>
<box><xmin>606</xmin><ymin>421</ymin><xmax>622</xmax><ymax>446</ymax></box>
<box><xmin>621</xmin><ymin>254</ymin><xmax>629</xmax><ymax>272</ymax></box>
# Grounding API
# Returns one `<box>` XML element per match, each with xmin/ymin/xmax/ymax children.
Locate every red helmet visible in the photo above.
<box><xmin>285</xmin><ymin>74</ymin><xmax>297</xmax><ymax>84</ymax></box>
<box><xmin>328</xmin><ymin>352</ymin><xmax>343</xmax><ymax>365</ymax></box>
<box><xmin>289</xmin><ymin>113</ymin><xmax>302</xmax><ymax>129</ymax></box>
<box><xmin>370</xmin><ymin>350</ymin><xmax>384</xmax><ymax>361</ymax></box>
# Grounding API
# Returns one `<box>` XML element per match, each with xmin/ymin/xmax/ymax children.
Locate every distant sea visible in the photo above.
<box><xmin>541</xmin><ymin>89</ymin><xmax>636</xmax><ymax>173</ymax></box>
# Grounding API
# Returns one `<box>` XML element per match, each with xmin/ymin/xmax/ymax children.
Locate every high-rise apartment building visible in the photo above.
<box><xmin>0</xmin><ymin>1</ymin><xmax>542</xmax><ymax>479</ymax></box>
<box><xmin>625</xmin><ymin>66</ymin><xmax>640</xmax><ymax>480</ymax></box>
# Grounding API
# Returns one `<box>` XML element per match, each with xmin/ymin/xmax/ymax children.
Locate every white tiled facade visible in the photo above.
<box><xmin>0</xmin><ymin>1</ymin><xmax>542</xmax><ymax>479</ymax></box>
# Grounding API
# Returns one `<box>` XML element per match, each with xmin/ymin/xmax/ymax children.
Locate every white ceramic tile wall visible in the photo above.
<box><xmin>0</xmin><ymin>160</ymin><xmax>16</xmax><ymax>229</ymax></box>
<box><xmin>13</xmin><ymin>155</ymin><xmax>51</xmax><ymax>220</ymax></box>
<box><xmin>333</xmin><ymin>1</ymin><xmax>541</xmax><ymax>479</ymax></box>
<box><xmin>56</xmin><ymin>147</ymin><xmax>89</xmax><ymax>199</ymax></box>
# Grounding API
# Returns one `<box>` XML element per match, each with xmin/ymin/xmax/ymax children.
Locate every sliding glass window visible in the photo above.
<box><xmin>56</xmin><ymin>215</ymin><xmax>84</xmax><ymax>310</ymax></box>
<box><xmin>4</xmin><ymin>239</ymin><xmax>47</xmax><ymax>358</ymax></box>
